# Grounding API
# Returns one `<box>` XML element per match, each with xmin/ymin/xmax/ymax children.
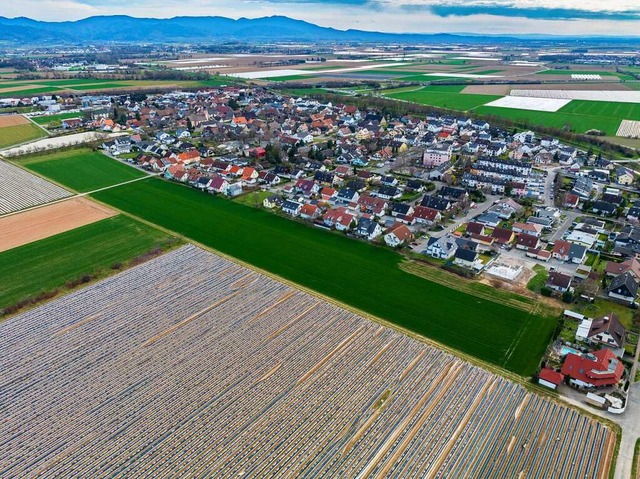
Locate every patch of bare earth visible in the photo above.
<box><xmin>0</xmin><ymin>115</ymin><xmax>30</xmax><ymax>127</ymax></box>
<box><xmin>0</xmin><ymin>197</ymin><xmax>115</xmax><ymax>252</ymax></box>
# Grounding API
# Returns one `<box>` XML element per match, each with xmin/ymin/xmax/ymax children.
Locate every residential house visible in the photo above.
<box><xmin>547</xmin><ymin>272</ymin><xmax>573</xmax><ymax>293</ymax></box>
<box><xmin>605</xmin><ymin>257</ymin><xmax>640</xmax><ymax>280</ymax></box>
<box><xmin>512</xmin><ymin>222</ymin><xmax>543</xmax><ymax>238</ymax></box>
<box><xmin>263</xmin><ymin>195</ymin><xmax>284</xmax><ymax>209</ymax></box>
<box><xmin>424</xmin><ymin>235</ymin><xmax>458</xmax><ymax>259</ymax></box>
<box><xmin>354</xmin><ymin>217</ymin><xmax>383</xmax><ymax>241</ymax></box>
<box><xmin>490</xmin><ymin>227</ymin><xmax>515</xmax><ymax>247</ymax></box>
<box><xmin>300</xmin><ymin>203</ymin><xmax>320</xmax><ymax>220</ymax></box>
<box><xmin>568</xmin><ymin>243</ymin><xmax>588</xmax><ymax>264</ymax></box>
<box><xmin>391</xmin><ymin>203</ymin><xmax>414</xmax><ymax>218</ymax></box>
<box><xmin>453</xmin><ymin>248</ymin><xmax>480</xmax><ymax>270</ymax></box>
<box><xmin>384</xmin><ymin>224</ymin><xmax>413</xmax><ymax>247</ymax></box>
<box><xmin>561</xmin><ymin>349</ymin><xmax>624</xmax><ymax>389</ymax></box>
<box><xmin>412</xmin><ymin>206</ymin><xmax>441</xmax><ymax>225</ymax></box>
<box><xmin>607</xmin><ymin>272</ymin><xmax>638</xmax><ymax>304</ymax></box>
<box><xmin>336</xmin><ymin>188</ymin><xmax>360</xmax><ymax>205</ymax></box>
<box><xmin>616</xmin><ymin>167</ymin><xmax>634</xmax><ymax>186</ymax></box>
<box><xmin>587</xmin><ymin>314</ymin><xmax>626</xmax><ymax>350</ymax></box>
<box><xmin>282</xmin><ymin>200</ymin><xmax>303</xmax><ymax>216</ymax></box>
<box><xmin>375</xmin><ymin>186</ymin><xmax>401</xmax><ymax>201</ymax></box>
<box><xmin>552</xmin><ymin>240</ymin><xmax>572</xmax><ymax>262</ymax></box>
<box><xmin>516</xmin><ymin>234</ymin><xmax>541</xmax><ymax>251</ymax></box>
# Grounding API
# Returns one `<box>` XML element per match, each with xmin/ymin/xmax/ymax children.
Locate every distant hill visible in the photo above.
<box><xmin>0</xmin><ymin>15</ymin><xmax>525</xmax><ymax>44</ymax></box>
<box><xmin>0</xmin><ymin>15</ymin><xmax>637</xmax><ymax>45</ymax></box>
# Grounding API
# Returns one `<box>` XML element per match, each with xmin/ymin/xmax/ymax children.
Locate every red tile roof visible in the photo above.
<box><xmin>538</xmin><ymin>368</ymin><xmax>564</xmax><ymax>385</ymax></box>
<box><xmin>561</xmin><ymin>349</ymin><xmax>624</xmax><ymax>388</ymax></box>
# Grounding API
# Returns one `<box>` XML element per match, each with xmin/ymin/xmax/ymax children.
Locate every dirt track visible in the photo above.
<box><xmin>0</xmin><ymin>197</ymin><xmax>115</xmax><ymax>252</ymax></box>
<box><xmin>0</xmin><ymin>115</ymin><xmax>30</xmax><ymax>127</ymax></box>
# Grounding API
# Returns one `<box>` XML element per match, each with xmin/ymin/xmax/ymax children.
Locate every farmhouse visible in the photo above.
<box><xmin>561</xmin><ymin>350</ymin><xmax>624</xmax><ymax>389</ymax></box>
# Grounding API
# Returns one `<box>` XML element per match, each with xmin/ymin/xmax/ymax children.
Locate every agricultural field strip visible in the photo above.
<box><xmin>0</xmin><ymin>244</ymin><xmax>613</xmax><ymax>478</ymax></box>
<box><xmin>0</xmin><ymin>197</ymin><xmax>115</xmax><ymax>253</ymax></box>
<box><xmin>511</xmin><ymin>89</ymin><xmax>640</xmax><ymax>103</ymax></box>
<box><xmin>0</xmin><ymin>160</ymin><xmax>71</xmax><ymax>215</ymax></box>
<box><xmin>231</xmin><ymin>63</ymin><xmax>410</xmax><ymax>79</ymax></box>
<box><xmin>484</xmin><ymin>96</ymin><xmax>572</xmax><ymax>112</ymax></box>
<box><xmin>617</xmin><ymin>120</ymin><xmax>640</xmax><ymax>138</ymax></box>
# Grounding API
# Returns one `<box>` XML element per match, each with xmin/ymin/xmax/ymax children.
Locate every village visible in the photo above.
<box><xmin>18</xmin><ymin>85</ymin><xmax>640</xmax><ymax>415</ymax></box>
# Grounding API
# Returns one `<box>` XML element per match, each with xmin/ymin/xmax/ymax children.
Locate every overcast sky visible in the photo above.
<box><xmin>1</xmin><ymin>0</ymin><xmax>640</xmax><ymax>36</ymax></box>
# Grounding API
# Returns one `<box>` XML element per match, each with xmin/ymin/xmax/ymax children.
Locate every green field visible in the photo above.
<box><xmin>0</xmin><ymin>123</ymin><xmax>46</xmax><ymax>148</ymax></box>
<box><xmin>31</xmin><ymin>112</ymin><xmax>84</xmax><ymax>126</ymax></box>
<box><xmin>90</xmin><ymin>179</ymin><xmax>557</xmax><ymax>375</ymax></box>
<box><xmin>386</xmin><ymin>87</ymin><xmax>501</xmax><ymax>111</ymax></box>
<box><xmin>538</xmin><ymin>70</ymin><xmax>619</xmax><ymax>76</ymax></box>
<box><xmin>20</xmin><ymin>149</ymin><xmax>147</xmax><ymax>192</ymax></box>
<box><xmin>0</xmin><ymin>215</ymin><xmax>176</xmax><ymax>313</ymax></box>
<box><xmin>476</xmin><ymin>99</ymin><xmax>640</xmax><ymax>135</ymax></box>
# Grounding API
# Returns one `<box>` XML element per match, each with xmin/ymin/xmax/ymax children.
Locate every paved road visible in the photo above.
<box><xmin>410</xmin><ymin>194</ymin><xmax>499</xmax><ymax>253</ymax></box>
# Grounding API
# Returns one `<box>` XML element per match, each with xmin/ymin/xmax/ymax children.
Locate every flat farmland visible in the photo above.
<box><xmin>31</xmin><ymin>112</ymin><xmax>83</xmax><ymax>126</ymax></box>
<box><xmin>0</xmin><ymin>244</ymin><xmax>614</xmax><ymax>478</ymax></box>
<box><xmin>0</xmin><ymin>214</ymin><xmax>177</xmax><ymax>313</ymax></box>
<box><xmin>0</xmin><ymin>160</ymin><xmax>71</xmax><ymax>215</ymax></box>
<box><xmin>0</xmin><ymin>197</ymin><xmax>115</xmax><ymax>253</ymax></box>
<box><xmin>385</xmin><ymin>87</ymin><xmax>501</xmax><ymax>111</ymax></box>
<box><xmin>91</xmin><ymin>179</ymin><xmax>558</xmax><ymax>375</ymax></box>
<box><xmin>20</xmin><ymin>149</ymin><xmax>148</xmax><ymax>192</ymax></box>
<box><xmin>476</xmin><ymin>99</ymin><xmax>640</xmax><ymax>135</ymax></box>
<box><xmin>0</xmin><ymin>121</ymin><xmax>46</xmax><ymax>148</ymax></box>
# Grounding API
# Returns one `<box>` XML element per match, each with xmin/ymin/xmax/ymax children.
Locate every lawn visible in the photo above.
<box><xmin>20</xmin><ymin>149</ymin><xmax>148</xmax><ymax>192</ymax></box>
<box><xmin>31</xmin><ymin>112</ymin><xmax>84</xmax><ymax>126</ymax></box>
<box><xmin>385</xmin><ymin>87</ymin><xmax>501</xmax><ymax>111</ymax></box>
<box><xmin>0</xmin><ymin>123</ymin><xmax>46</xmax><ymax>148</ymax></box>
<box><xmin>527</xmin><ymin>265</ymin><xmax>549</xmax><ymax>293</ymax></box>
<box><xmin>91</xmin><ymin>178</ymin><xmax>558</xmax><ymax>376</ymax></box>
<box><xmin>0</xmin><ymin>215</ymin><xmax>178</xmax><ymax>315</ymax></box>
<box><xmin>574</xmin><ymin>298</ymin><xmax>634</xmax><ymax>330</ymax></box>
<box><xmin>233</xmin><ymin>190</ymin><xmax>271</xmax><ymax>207</ymax></box>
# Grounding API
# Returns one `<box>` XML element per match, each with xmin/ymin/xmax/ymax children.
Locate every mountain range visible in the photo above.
<box><xmin>0</xmin><ymin>15</ymin><xmax>636</xmax><ymax>45</ymax></box>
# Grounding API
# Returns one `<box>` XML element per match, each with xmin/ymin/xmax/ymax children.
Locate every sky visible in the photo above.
<box><xmin>1</xmin><ymin>0</ymin><xmax>640</xmax><ymax>36</ymax></box>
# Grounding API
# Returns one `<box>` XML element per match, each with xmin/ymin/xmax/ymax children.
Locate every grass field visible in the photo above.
<box><xmin>0</xmin><ymin>214</ymin><xmax>177</xmax><ymax>313</ymax></box>
<box><xmin>20</xmin><ymin>149</ymin><xmax>147</xmax><ymax>192</ymax></box>
<box><xmin>31</xmin><ymin>112</ymin><xmax>83</xmax><ymax>126</ymax></box>
<box><xmin>90</xmin><ymin>178</ymin><xmax>558</xmax><ymax>376</ymax></box>
<box><xmin>0</xmin><ymin>123</ymin><xmax>46</xmax><ymax>148</ymax></box>
<box><xmin>386</xmin><ymin>87</ymin><xmax>501</xmax><ymax>111</ymax></box>
<box><xmin>476</xmin><ymin>99</ymin><xmax>640</xmax><ymax>135</ymax></box>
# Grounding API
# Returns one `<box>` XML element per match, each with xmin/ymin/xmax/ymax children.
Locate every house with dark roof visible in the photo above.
<box><xmin>490</xmin><ymin>227</ymin><xmax>515</xmax><ymax>247</ymax></box>
<box><xmin>453</xmin><ymin>247</ymin><xmax>480</xmax><ymax>270</ymax></box>
<box><xmin>516</xmin><ymin>233</ymin><xmax>541</xmax><ymax>251</ymax></box>
<box><xmin>375</xmin><ymin>185</ymin><xmax>401</xmax><ymax>200</ymax></box>
<box><xmin>608</xmin><ymin>272</ymin><xmax>638</xmax><ymax>304</ymax></box>
<box><xmin>420</xmin><ymin>195</ymin><xmax>451</xmax><ymax>212</ymax></box>
<box><xmin>335</xmin><ymin>188</ymin><xmax>359</xmax><ymax>204</ymax></box>
<box><xmin>353</xmin><ymin>217</ymin><xmax>383</xmax><ymax>241</ymax></box>
<box><xmin>282</xmin><ymin>200</ymin><xmax>303</xmax><ymax>216</ymax></box>
<box><xmin>391</xmin><ymin>202</ymin><xmax>414</xmax><ymax>218</ymax></box>
<box><xmin>592</xmin><ymin>200</ymin><xmax>617</xmax><ymax>217</ymax></box>
<box><xmin>588</xmin><ymin>314</ymin><xmax>626</xmax><ymax>350</ymax></box>
<box><xmin>547</xmin><ymin>272</ymin><xmax>573</xmax><ymax>293</ymax></box>
<box><xmin>424</xmin><ymin>235</ymin><xmax>458</xmax><ymax>259</ymax></box>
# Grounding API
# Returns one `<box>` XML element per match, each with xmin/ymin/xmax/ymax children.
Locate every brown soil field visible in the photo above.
<box><xmin>0</xmin><ymin>197</ymin><xmax>115</xmax><ymax>253</ymax></box>
<box><xmin>0</xmin><ymin>115</ymin><xmax>30</xmax><ymax>127</ymax></box>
